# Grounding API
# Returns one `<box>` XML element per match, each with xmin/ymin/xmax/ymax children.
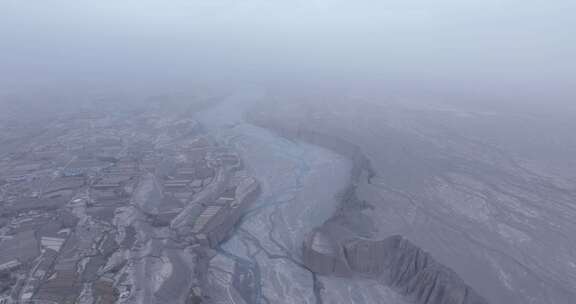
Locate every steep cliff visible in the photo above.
<box><xmin>250</xmin><ymin>111</ymin><xmax>489</xmax><ymax>304</ymax></box>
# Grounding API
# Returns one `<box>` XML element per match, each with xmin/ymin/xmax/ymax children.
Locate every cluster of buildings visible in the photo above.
<box><xmin>0</xmin><ymin>104</ymin><xmax>260</xmax><ymax>304</ymax></box>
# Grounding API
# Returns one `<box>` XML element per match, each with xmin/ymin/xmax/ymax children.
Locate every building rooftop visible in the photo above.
<box><xmin>191</xmin><ymin>205</ymin><xmax>222</xmax><ymax>234</ymax></box>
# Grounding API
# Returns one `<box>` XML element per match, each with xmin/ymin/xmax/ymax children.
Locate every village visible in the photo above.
<box><xmin>0</xmin><ymin>105</ymin><xmax>260</xmax><ymax>304</ymax></box>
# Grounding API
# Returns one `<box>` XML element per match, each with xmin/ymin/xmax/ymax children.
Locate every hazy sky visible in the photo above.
<box><xmin>1</xmin><ymin>0</ymin><xmax>574</xmax><ymax>107</ymax></box>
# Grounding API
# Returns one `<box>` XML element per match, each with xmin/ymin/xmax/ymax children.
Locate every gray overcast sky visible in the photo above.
<box><xmin>1</xmin><ymin>0</ymin><xmax>575</xmax><ymax>107</ymax></box>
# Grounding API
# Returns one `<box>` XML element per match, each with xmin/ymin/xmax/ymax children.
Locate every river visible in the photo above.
<box><xmin>197</xmin><ymin>88</ymin><xmax>352</xmax><ymax>303</ymax></box>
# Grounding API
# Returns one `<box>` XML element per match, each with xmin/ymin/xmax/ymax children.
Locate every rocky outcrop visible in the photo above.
<box><xmin>303</xmin><ymin>234</ymin><xmax>488</xmax><ymax>304</ymax></box>
<box><xmin>346</xmin><ymin>236</ymin><xmax>488</xmax><ymax>304</ymax></box>
<box><xmin>303</xmin><ymin>228</ymin><xmax>352</xmax><ymax>277</ymax></box>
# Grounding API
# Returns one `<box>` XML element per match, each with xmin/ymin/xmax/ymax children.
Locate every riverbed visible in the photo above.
<box><xmin>197</xmin><ymin>89</ymin><xmax>352</xmax><ymax>303</ymax></box>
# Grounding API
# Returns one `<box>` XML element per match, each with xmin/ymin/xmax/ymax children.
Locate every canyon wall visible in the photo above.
<box><xmin>248</xmin><ymin>111</ymin><xmax>490</xmax><ymax>304</ymax></box>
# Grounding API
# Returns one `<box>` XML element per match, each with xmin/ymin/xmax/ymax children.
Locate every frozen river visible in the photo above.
<box><xmin>196</xmin><ymin>89</ymin><xmax>413</xmax><ymax>304</ymax></box>
<box><xmin>198</xmin><ymin>89</ymin><xmax>354</xmax><ymax>303</ymax></box>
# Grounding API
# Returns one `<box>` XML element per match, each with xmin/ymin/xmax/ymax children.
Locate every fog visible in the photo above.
<box><xmin>2</xmin><ymin>2</ymin><xmax>576</xmax><ymax>304</ymax></box>
<box><xmin>1</xmin><ymin>0</ymin><xmax>575</xmax><ymax>112</ymax></box>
